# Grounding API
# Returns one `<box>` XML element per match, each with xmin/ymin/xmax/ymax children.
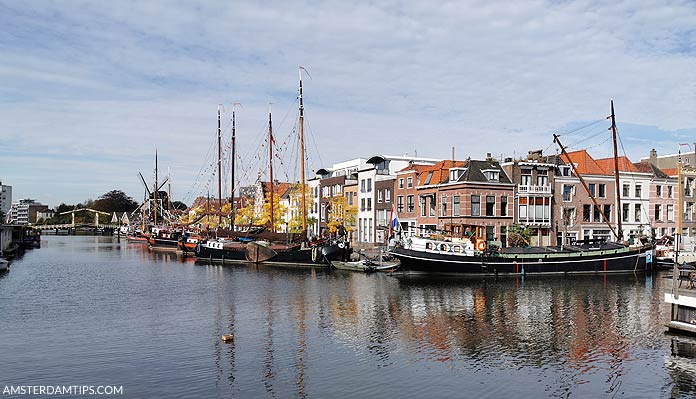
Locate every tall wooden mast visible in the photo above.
<box><xmin>610</xmin><ymin>99</ymin><xmax>623</xmax><ymax>241</ymax></box>
<box><xmin>230</xmin><ymin>105</ymin><xmax>238</xmax><ymax>231</ymax></box>
<box><xmin>554</xmin><ymin>134</ymin><xmax>619</xmax><ymax>240</ymax></box>
<box><xmin>678</xmin><ymin>150</ymin><xmax>684</xmax><ymax>250</ymax></box>
<box><xmin>217</xmin><ymin>105</ymin><xmax>222</xmax><ymax>226</ymax></box>
<box><xmin>299</xmin><ymin>67</ymin><xmax>307</xmax><ymax>233</ymax></box>
<box><xmin>154</xmin><ymin>149</ymin><xmax>158</xmax><ymax>226</ymax></box>
<box><xmin>268</xmin><ymin>105</ymin><xmax>275</xmax><ymax>233</ymax></box>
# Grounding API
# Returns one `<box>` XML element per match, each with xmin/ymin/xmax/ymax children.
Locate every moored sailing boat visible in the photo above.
<box><xmin>390</xmin><ymin>100</ymin><xmax>649</xmax><ymax>275</ymax></box>
<box><xmin>195</xmin><ymin>68</ymin><xmax>350</xmax><ymax>265</ymax></box>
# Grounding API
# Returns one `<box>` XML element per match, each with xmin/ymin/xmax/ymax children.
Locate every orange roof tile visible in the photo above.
<box><xmin>560</xmin><ymin>150</ymin><xmax>608</xmax><ymax>175</ymax></box>
<box><xmin>662</xmin><ymin>168</ymin><xmax>678</xmax><ymax>177</ymax></box>
<box><xmin>262</xmin><ymin>181</ymin><xmax>292</xmax><ymax>197</ymax></box>
<box><xmin>595</xmin><ymin>156</ymin><xmax>640</xmax><ymax>174</ymax></box>
<box><xmin>418</xmin><ymin>160</ymin><xmax>468</xmax><ymax>185</ymax></box>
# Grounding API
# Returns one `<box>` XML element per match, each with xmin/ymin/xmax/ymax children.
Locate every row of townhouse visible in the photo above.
<box><xmin>240</xmin><ymin>147</ymin><xmax>693</xmax><ymax>248</ymax></box>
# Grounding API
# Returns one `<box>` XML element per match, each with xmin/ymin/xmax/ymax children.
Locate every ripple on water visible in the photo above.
<box><xmin>0</xmin><ymin>237</ymin><xmax>694</xmax><ymax>397</ymax></box>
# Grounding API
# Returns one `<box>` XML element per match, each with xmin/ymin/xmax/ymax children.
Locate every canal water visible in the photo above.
<box><xmin>1</xmin><ymin>236</ymin><xmax>695</xmax><ymax>398</ymax></box>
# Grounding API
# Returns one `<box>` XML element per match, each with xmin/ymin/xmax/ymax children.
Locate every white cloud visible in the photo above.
<box><xmin>1</xmin><ymin>0</ymin><xmax>695</xmax><ymax>205</ymax></box>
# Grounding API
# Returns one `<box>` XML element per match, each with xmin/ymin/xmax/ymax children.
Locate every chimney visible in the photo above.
<box><xmin>486</xmin><ymin>152</ymin><xmax>493</xmax><ymax>161</ymax></box>
<box><xmin>504</xmin><ymin>157</ymin><xmax>513</xmax><ymax>163</ymax></box>
<box><xmin>649</xmin><ymin>148</ymin><xmax>657</xmax><ymax>166</ymax></box>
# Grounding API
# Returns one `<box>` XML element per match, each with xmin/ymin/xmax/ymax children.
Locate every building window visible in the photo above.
<box><xmin>622</xmin><ymin>203</ymin><xmax>629</xmax><ymax>222</ymax></box>
<box><xmin>668</xmin><ymin>186</ymin><xmax>674</xmax><ymax>198</ymax></box>
<box><xmin>583</xmin><ymin>204</ymin><xmax>591</xmax><ymax>222</ymax></box>
<box><xmin>385</xmin><ymin>190</ymin><xmax>391</xmax><ymax>202</ymax></box>
<box><xmin>655</xmin><ymin>204</ymin><xmax>662</xmax><ymax>221</ymax></box>
<box><xmin>453</xmin><ymin>195</ymin><xmax>460</xmax><ymax>216</ymax></box>
<box><xmin>377</xmin><ymin>190</ymin><xmax>383</xmax><ymax>203</ymax></box>
<box><xmin>500</xmin><ymin>226</ymin><xmax>507</xmax><ymax>248</ymax></box>
<box><xmin>634</xmin><ymin>204</ymin><xmax>641</xmax><ymax>222</ymax></box>
<box><xmin>420</xmin><ymin>197</ymin><xmax>426</xmax><ymax>217</ymax></box>
<box><xmin>593</xmin><ymin>205</ymin><xmax>601</xmax><ymax>222</ymax></box>
<box><xmin>521</xmin><ymin>169</ymin><xmax>532</xmax><ymax>185</ymax></box>
<box><xmin>589</xmin><ymin>183</ymin><xmax>596</xmax><ymax>197</ymax></box>
<box><xmin>407</xmin><ymin>177</ymin><xmax>413</xmax><ymax>188</ymax></box>
<box><xmin>623</xmin><ymin>183</ymin><xmax>630</xmax><ymax>198</ymax></box>
<box><xmin>486</xmin><ymin>196</ymin><xmax>495</xmax><ymax>216</ymax></box>
<box><xmin>501</xmin><ymin>196</ymin><xmax>507</xmax><ymax>216</ymax></box>
<box><xmin>603</xmin><ymin>205</ymin><xmax>611</xmax><ymax>223</ymax></box>
<box><xmin>441</xmin><ymin>195</ymin><xmax>447</xmax><ymax>217</ymax></box>
<box><xmin>407</xmin><ymin>195</ymin><xmax>415</xmax><ymax>212</ymax></box>
<box><xmin>635</xmin><ymin>184</ymin><xmax>642</xmax><ymax>198</ymax></box>
<box><xmin>367</xmin><ymin>198</ymin><xmax>372</xmax><ymax>211</ymax></box>
<box><xmin>656</xmin><ymin>185</ymin><xmax>662</xmax><ymax>198</ymax></box>
<box><xmin>430</xmin><ymin>196</ymin><xmax>436</xmax><ymax>216</ymax></box>
<box><xmin>360</xmin><ymin>179</ymin><xmax>365</xmax><ymax>193</ymax></box>
<box><xmin>519</xmin><ymin>204</ymin><xmax>527</xmax><ymax>219</ymax></box>
<box><xmin>360</xmin><ymin>199</ymin><xmax>365</xmax><ymax>211</ymax></box>
<box><xmin>598</xmin><ymin>184</ymin><xmax>606</xmax><ymax>198</ymax></box>
<box><xmin>367</xmin><ymin>178</ymin><xmax>372</xmax><ymax>192</ymax></box>
<box><xmin>562</xmin><ymin>207</ymin><xmax>575</xmax><ymax>226</ymax></box>
<box><xmin>560</xmin><ymin>166</ymin><xmax>571</xmax><ymax>176</ymax></box>
<box><xmin>537</xmin><ymin>169</ymin><xmax>548</xmax><ymax>186</ymax></box>
<box><xmin>399</xmin><ymin>178</ymin><xmax>404</xmax><ymax>189</ymax></box>
<box><xmin>562</xmin><ymin>184</ymin><xmax>574</xmax><ymax>202</ymax></box>
<box><xmin>424</xmin><ymin>171</ymin><xmax>433</xmax><ymax>185</ymax></box>
<box><xmin>471</xmin><ymin>195</ymin><xmax>481</xmax><ymax>216</ymax></box>
<box><xmin>397</xmin><ymin>196</ymin><xmax>404</xmax><ymax>212</ymax></box>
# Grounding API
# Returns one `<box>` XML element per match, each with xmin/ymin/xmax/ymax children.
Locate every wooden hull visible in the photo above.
<box><xmin>391</xmin><ymin>246</ymin><xmax>648</xmax><ymax>275</ymax></box>
<box><xmin>195</xmin><ymin>240</ymin><xmax>346</xmax><ymax>265</ymax></box>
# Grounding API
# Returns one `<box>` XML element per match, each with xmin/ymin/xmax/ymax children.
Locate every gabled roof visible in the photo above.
<box><xmin>397</xmin><ymin>163</ymin><xmax>433</xmax><ymax>174</ymax></box>
<box><xmin>595</xmin><ymin>156</ymin><xmax>640</xmax><ymax>174</ymax></box>
<box><xmin>633</xmin><ymin>161</ymin><xmax>671</xmax><ymax>179</ymax></box>
<box><xmin>418</xmin><ymin>160</ymin><xmax>467</xmax><ymax>185</ymax></box>
<box><xmin>413</xmin><ymin>159</ymin><xmax>512</xmax><ymax>186</ymax></box>
<box><xmin>262</xmin><ymin>181</ymin><xmax>292</xmax><ymax>198</ymax></box>
<box><xmin>560</xmin><ymin>150</ymin><xmax>608</xmax><ymax>175</ymax></box>
<box><xmin>662</xmin><ymin>168</ymin><xmax>678</xmax><ymax>177</ymax></box>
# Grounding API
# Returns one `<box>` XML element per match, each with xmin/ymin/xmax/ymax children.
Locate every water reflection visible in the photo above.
<box><xmin>4</xmin><ymin>237</ymin><xmax>696</xmax><ymax>398</ymax></box>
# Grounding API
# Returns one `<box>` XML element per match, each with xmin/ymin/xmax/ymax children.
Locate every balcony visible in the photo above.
<box><xmin>517</xmin><ymin>185</ymin><xmax>551</xmax><ymax>195</ymax></box>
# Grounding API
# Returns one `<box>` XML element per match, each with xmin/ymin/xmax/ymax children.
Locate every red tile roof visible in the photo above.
<box><xmin>560</xmin><ymin>150</ymin><xmax>608</xmax><ymax>175</ymax></box>
<box><xmin>595</xmin><ymin>156</ymin><xmax>640</xmax><ymax>174</ymax></box>
<box><xmin>262</xmin><ymin>181</ymin><xmax>292</xmax><ymax>197</ymax></box>
<box><xmin>418</xmin><ymin>160</ymin><xmax>468</xmax><ymax>185</ymax></box>
<box><xmin>662</xmin><ymin>168</ymin><xmax>678</xmax><ymax>177</ymax></box>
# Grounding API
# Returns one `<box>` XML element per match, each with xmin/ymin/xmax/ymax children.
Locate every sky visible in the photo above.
<box><xmin>1</xmin><ymin>0</ymin><xmax>695</xmax><ymax>207</ymax></box>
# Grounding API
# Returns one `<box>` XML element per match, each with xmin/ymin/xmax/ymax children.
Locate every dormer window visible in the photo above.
<box><xmin>423</xmin><ymin>171</ymin><xmax>434</xmax><ymax>185</ymax></box>
<box><xmin>449</xmin><ymin>168</ymin><xmax>466</xmax><ymax>182</ymax></box>
<box><xmin>482</xmin><ymin>169</ymin><xmax>500</xmax><ymax>182</ymax></box>
<box><xmin>560</xmin><ymin>166</ymin><xmax>571</xmax><ymax>177</ymax></box>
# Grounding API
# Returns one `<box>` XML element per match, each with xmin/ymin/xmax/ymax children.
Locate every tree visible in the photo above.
<box><xmin>287</xmin><ymin>184</ymin><xmax>312</xmax><ymax>233</ymax></box>
<box><xmin>93</xmin><ymin>190</ymin><xmax>138</xmax><ymax>213</ymax></box>
<box><xmin>171</xmin><ymin>201</ymin><xmax>188</xmax><ymax>211</ymax></box>
<box><xmin>326</xmin><ymin>195</ymin><xmax>357</xmax><ymax>233</ymax></box>
<box><xmin>233</xmin><ymin>193</ymin><xmax>287</xmax><ymax>231</ymax></box>
<box><xmin>507</xmin><ymin>224</ymin><xmax>532</xmax><ymax>247</ymax></box>
<box><xmin>234</xmin><ymin>198</ymin><xmax>258</xmax><ymax>227</ymax></box>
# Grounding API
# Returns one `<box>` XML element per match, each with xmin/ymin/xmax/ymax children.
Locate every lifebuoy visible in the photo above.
<box><xmin>338</xmin><ymin>242</ymin><xmax>345</xmax><ymax>249</ymax></box>
<box><xmin>477</xmin><ymin>241</ymin><xmax>486</xmax><ymax>252</ymax></box>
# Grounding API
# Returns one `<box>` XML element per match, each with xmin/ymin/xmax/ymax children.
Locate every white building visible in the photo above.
<box><xmin>8</xmin><ymin>199</ymin><xmax>47</xmax><ymax>225</ymax></box>
<box><xmin>595</xmin><ymin>157</ymin><xmax>652</xmax><ymax>240</ymax></box>
<box><xmin>0</xmin><ymin>180</ymin><xmax>11</xmax><ymax>217</ymax></box>
<box><xmin>357</xmin><ymin>155</ymin><xmax>439</xmax><ymax>245</ymax></box>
